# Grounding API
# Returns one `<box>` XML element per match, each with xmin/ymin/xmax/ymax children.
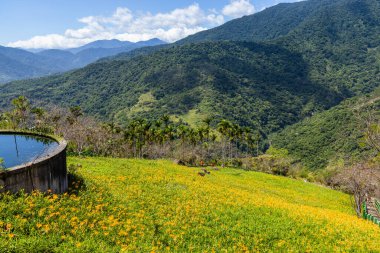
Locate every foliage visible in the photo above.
<box><xmin>242</xmin><ymin>154</ymin><xmax>292</xmax><ymax>176</ymax></box>
<box><xmin>0</xmin><ymin>158</ymin><xmax>4</xmax><ymax>170</ymax></box>
<box><xmin>0</xmin><ymin>97</ymin><xmax>263</xmax><ymax>166</ymax></box>
<box><xmin>271</xmin><ymin>89</ymin><xmax>380</xmax><ymax>170</ymax></box>
<box><xmin>2</xmin><ymin>1</ymin><xmax>380</xmax><ymax>143</ymax></box>
<box><xmin>364</xmin><ymin>111</ymin><xmax>380</xmax><ymax>152</ymax></box>
<box><xmin>0</xmin><ymin>157</ymin><xmax>379</xmax><ymax>252</ymax></box>
<box><xmin>2</xmin><ymin>0</ymin><xmax>380</xmax><ymax>145</ymax></box>
<box><xmin>181</xmin><ymin>0</ymin><xmax>380</xmax><ymax>96</ymax></box>
<box><xmin>179</xmin><ymin>0</ymin><xmax>322</xmax><ymax>44</ymax></box>
<box><xmin>332</xmin><ymin>162</ymin><xmax>380</xmax><ymax>216</ymax></box>
<box><xmin>0</xmin><ymin>41</ymin><xmax>341</xmax><ymax>136</ymax></box>
<box><xmin>240</xmin><ymin>147</ymin><xmax>313</xmax><ymax>180</ymax></box>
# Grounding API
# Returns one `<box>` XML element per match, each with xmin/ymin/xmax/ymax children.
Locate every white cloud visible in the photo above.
<box><xmin>7</xmin><ymin>2</ymin><xmax>253</xmax><ymax>49</ymax></box>
<box><xmin>222</xmin><ymin>0</ymin><xmax>256</xmax><ymax>18</ymax></box>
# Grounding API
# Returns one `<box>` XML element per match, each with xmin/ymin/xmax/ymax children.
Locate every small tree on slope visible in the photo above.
<box><xmin>333</xmin><ymin>163</ymin><xmax>380</xmax><ymax>217</ymax></box>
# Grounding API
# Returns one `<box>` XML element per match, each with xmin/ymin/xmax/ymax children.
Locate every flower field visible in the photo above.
<box><xmin>0</xmin><ymin>157</ymin><xmax>379</xmax><ymax>252</ymax></box>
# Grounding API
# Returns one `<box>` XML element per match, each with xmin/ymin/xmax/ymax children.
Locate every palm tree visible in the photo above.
<box><xmin>31</xmin><ymin>107</ymin><xmax>46</xmax><ymax>131</ymax></box>
<box><xmin>231</xmin><ymin>124</ymin><xmax>242</xmax><ymax>159</ymax></box>
<box><xmin>124</xmin><ymin>121</ymin><xmax>137</xmax><ymax>157</ymax></box>
<box><xmin>201</xmin><ymin>118</ymin><xmax>213</xmax><ymax>159</ymax></box>
<box><xmin>241</xmin><ymin>127</ymin><xmax>252</xmax><ymax>157</ymax></box>
<box><xmin>161</xmin><ymin>115</ymin><xmax>170</xmax><ymax>128</ymax></box>
<box><xmin>67</xmin><ymin>106</ymin><xmax>83</xmax><ymax>125</ymax></box>
<box><xmin>177</xmin><ymin>124</ymin><xmax>189</xmax><ymax>160</ymax></box>
<box><xmin>11</xmin><ymin>96</ymin><xmax>31</xmax><ymax>128</ymax></box>
<box><xmin>138</xmin><ymin>119</ymin><xmax>152</xmax><ymax>158</ymax></box>
<box><xmin>217</xmin><ymin>120</ymin><xmax>233</xmax><ymax>163</ymax></box>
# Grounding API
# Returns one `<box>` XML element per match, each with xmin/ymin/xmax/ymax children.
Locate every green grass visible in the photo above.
<box><xmin>0</xmin><ymin>157</ymin><xmax>379</xmax><ymax>252</ymax></box>
<box><xmin>170</xmin><ymin>109</ymin><xmax>207</xmax><ymax>127</ymax></box>
<box><xmin>115</xmin><ymin>92</ymin><xmax>157</xmax><ymax>121</ymax></box>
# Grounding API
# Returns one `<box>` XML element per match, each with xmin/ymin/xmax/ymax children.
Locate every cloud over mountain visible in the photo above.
<box><xmin>8</xmin><ymin>1</ymin><xmax>256</xmax><ymax>49</ymax></box>
<box><xmin>222</xmin><ymin>0</ymin><xmax>256</xmax><ymax>18</ymax></box>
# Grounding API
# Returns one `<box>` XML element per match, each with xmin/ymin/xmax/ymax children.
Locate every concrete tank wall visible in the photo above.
<box><xmin>0</xmin><ymin>132</ymin><xmax>68</xmax><ymax>194</ymax></box>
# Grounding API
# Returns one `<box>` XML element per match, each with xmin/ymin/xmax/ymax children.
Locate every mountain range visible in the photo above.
<box><xmin>0</xmin><ymin>38</ymin><xmax>166</xmax><ymax>83</ymax></box>
<box><xmin>1</xmin><ymin>0</ymin><xmax>379</xmax><ymax>169</ymax></box>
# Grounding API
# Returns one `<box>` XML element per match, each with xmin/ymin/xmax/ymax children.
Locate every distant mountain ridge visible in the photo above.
<box><xmin>67</xmin><ymin>39</ymin><xmax>135</xmax><ymax>54</ymax></box>
<box><xmin>66</xmin><ymin>38</ymin><xmax>165</xmax><ymax>54</ymax></box>
<box><xmin>0</xmin><ymin>41</ymin><xmax>342</xmax><ymax>134</ymax></box>
<box><xmin>0</xmin><ymin>38</ymin><xmax>166</xmax><ymax>83</ymax></box>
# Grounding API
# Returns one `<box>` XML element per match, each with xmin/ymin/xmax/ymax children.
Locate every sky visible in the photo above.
<box><xmin>0</xmin><ymin>0</ymin><xmax>301</xmax><ymax>49</ymax></box>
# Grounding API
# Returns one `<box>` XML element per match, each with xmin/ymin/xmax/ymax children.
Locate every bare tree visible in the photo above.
<box><xmin>333</xmin><ymin>163</ymin><xmax>380</xmax><ymax>217</ymax></box>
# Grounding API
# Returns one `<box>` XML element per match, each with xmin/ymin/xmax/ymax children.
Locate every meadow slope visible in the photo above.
<box><xmin>0</xmin><ymin>158</ymin><xmax>379</xmax><ymax>252</ymax></box>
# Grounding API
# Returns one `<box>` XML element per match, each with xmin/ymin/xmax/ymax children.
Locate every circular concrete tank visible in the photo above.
<box><xmin>0</xmin><ymin>131</ymin><xmax>67</xmax><ymax>194</ymax></box>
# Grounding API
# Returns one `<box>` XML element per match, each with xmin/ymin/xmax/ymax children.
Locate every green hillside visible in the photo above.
<box><xmin>181</xmin><ymin>0</ymin><xmax>380</xmax><ymax>96</ymax></box>
<box><xmin>280</xmin><ymin>0</ymin><xmax>380</xmax><ymax>95</ymax></box>
<box><xmin>1</xmin><ymin>0</ymin><xmax>380</xmax><ymax>138</ymax></box>
<box><xmin>178</xmin><ymin>0</ymin><xmax>322</xmax><ymax>43</ymax></box>
<box><xmin>271</xmin><ymin>88</ymin><xmax>380</xmax><ymax>170</ymax></box>
<box><xmin>0</xmin><ymin>41</ymin><xmax>340</xmax><ymax>133</ymax></box>
<box><xmin>0</xmin><ymin>157</ymin><xmax>379</xmax><ymax>252</ymax></box>
<box><xmin>0</xmin><ymin>46</ymin><xmax>61</xmax><ymax>83</ymax></box>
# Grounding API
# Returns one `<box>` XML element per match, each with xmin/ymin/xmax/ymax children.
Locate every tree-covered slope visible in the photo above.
<box><xmin>0</xmin><ymin>41</ymin><xmax>340</xmax><ymax>133</ymax></box>
<box><xmin>0</xmin><ymin>53</ymin><xmax>47</xmax><ymax>83</ymax></box>
<box><xmin>181</xmin><ymin>0</ymin><xmax>380</xmax><ymax>96</ymax></box>
<box><xmin>179</xmin><ymin>0</ymin><xmax>379</xmax><ymax>46</ymax></box>
<box><xmin>178</xmin><ymin>0</ymin><xmax>321</xmax><ymax>44</ymax></box>
<box><xmin>2</xmin><ymin>0</ymin><xmax>380</xmax><ymax>136</ymax></box>
<box><xmin>279</xmin><ymin>0</ymin><xmax>380</xmax><ymax>95</ymax></box>
<box><xmin>0</xmin><ymin>46</ymin><xmax>65</xmax><ymax>83</ymax></box>
<box><xmin>271</xmin><ymin>88</ymin><xmax>380</xmax><ymax>170</ymax></box>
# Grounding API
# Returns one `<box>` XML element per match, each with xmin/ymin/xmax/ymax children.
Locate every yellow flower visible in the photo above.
<box><xmin>43</xmin><ymin>225</ymin><xmax>50</xmax><ymax>233</ymax></box>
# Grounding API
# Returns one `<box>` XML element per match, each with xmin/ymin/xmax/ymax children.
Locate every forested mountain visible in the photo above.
<box><xmin>0</xmin><ymin>39</ymin><xmax>166</xmax><ymax>83</ymax></box>
<box><xmin>271</xmin><ymin>88</ymin><xmax>380</xmax><ymax>170</ymax></box>
<box><xmin>280</xmin><ymin>0</ymin><xmax>380</xmax><ymax>95</ymax></box>
<box><xmin>1</xmin><ymin>0</ymin><xmax>379</xmax><ymax>141</ymax></box>
<box><xmin>61</xmin><ymin>38</ymin><xmax>166</xmax><ymax>67</ymax></box>
<box><xmin>0</xmin><ymin>41</ymin><xmax>340</xmax><ymax>133</ymax></box>
<box><xmin>180</xmin><ymin>0</ymin><xmax>380</xmax><ymax>96</ymax></box>
<box><xmin>179</xmin><ymin>0</ymin><xmax>380</xmax><ymax>45</ymax></box>
<box><xmin>178</xmin><ymin>0</ymin><xmax>320</xmax><ymax>44</ymax></box>
<box><xmin>67</xmin><ymin>39</ymin><xmax>135</xmax><ymax>54</ymax></box>
<box><xmin>0</xmin><ymin>46</ymin><xmax>69</xmax><ymax>83</ymax></box>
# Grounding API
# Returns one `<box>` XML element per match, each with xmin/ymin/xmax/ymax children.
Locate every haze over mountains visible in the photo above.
<box><xmin>0</xmin><ymin>38</ymin><xmax>166</xmax><ymax>83</ymax></box>
<box><xmin>1</xmin><ymin>0</ymin><xmax>379</xmax><ymax>168</ymax></box>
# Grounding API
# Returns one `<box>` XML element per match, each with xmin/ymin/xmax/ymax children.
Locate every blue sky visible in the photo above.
<box><xmin>0</xmin><ymin>0</ymin><xmax>300</xmax><ymax>49</ymax></box>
